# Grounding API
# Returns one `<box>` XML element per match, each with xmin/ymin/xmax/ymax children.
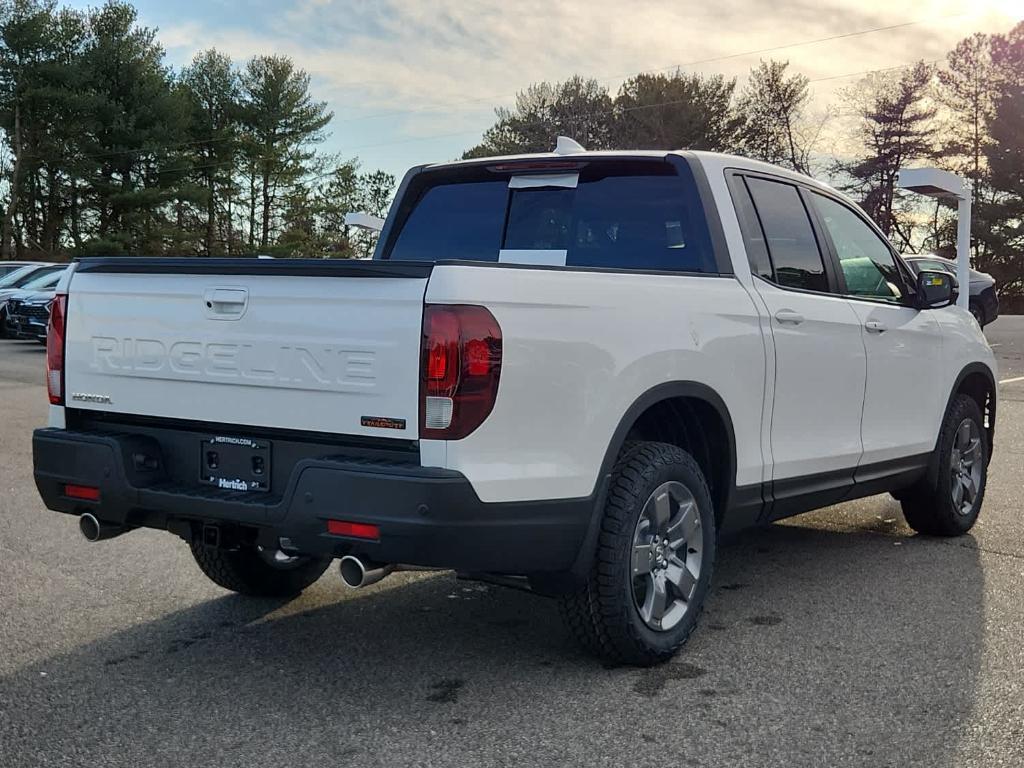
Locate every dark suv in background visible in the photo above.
<box><xmin>3</xmin><ymin>268</ymin><xmax>67</xmax><ymax>342</ymax></box>
<box><xmin>904</xmin><ymin>255</ymin><xmax>999</xmax><ymax>328</ymax></box>
<box><xmin>0</xmin><ymin>261</ymin><xmax>48</xmax><ymax>279</ymax></box>
<box><xmin>0</xmin><ymin>264</ymin><xmax>63</xmax><ymax>338</ymax></box>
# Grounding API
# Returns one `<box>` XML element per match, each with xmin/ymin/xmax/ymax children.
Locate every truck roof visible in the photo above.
<box><xmin>423</xmin><ymin>148</ymin><xmax>835</xmax><ymax>196</ymax></box>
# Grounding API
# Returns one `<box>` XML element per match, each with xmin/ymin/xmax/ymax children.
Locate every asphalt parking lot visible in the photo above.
<box><xmin>1</xmin><ymin>319</ymin><xmax>1023</xmax><ymax>768</ymax></box>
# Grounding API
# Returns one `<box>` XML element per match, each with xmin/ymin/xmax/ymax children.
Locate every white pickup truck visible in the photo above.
<box><xmin>33</xmin><ymin>147</ymin><xmax>997</xmax><ymax>665</ymax></box>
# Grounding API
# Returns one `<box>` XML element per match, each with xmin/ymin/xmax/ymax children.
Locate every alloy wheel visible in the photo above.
<box><xmin>950</xmin><ymin>418</ymin><xmax>983</xmax><ymax>516</ymax></box>
<box><xmin>630</xmin><ymin>481</ymin><xmax>703</xmax><ymax>631</ymax></box>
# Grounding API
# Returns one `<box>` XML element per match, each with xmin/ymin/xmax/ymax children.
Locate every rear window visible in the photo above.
<box><xmin>383</xmin><ymin>160</ymin><xmax>718</xmax><ymax>273</ymax></box>
<box><xmin>383</xmin><ymin>180</ymin><xmax>508</xmax><ymax>263</ymax></box>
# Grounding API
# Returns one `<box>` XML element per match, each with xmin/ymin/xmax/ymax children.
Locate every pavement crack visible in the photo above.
<box><xmin>952</xmin><ymin>540</ymin><xmax>1024</xmax><ymax>561</ymax></box>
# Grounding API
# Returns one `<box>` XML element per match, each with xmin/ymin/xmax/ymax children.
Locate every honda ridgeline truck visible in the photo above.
<box><xmin>33</xmin><ymin>145</ymin><xmax>997</xmax><ymax>665</ymax></box>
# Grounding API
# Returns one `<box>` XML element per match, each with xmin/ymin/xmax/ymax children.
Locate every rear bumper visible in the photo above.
<box><xmin>32</xmin><ymin>427</ymin><xmax>596</xmax><ymax>575</ymax></box>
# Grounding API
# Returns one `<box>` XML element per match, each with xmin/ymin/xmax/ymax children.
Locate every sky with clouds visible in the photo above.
<box><xmin>65</xmin><ymin>0</ymin><xmax>1023</xmax><ymax>178</ymax></box>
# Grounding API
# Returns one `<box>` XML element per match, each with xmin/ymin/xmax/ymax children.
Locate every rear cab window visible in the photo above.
<box><xmin>741</xmin><ymin>176</ymin><xmax>830</xmax><ymax>293</ymax></box>
<box><xmin>380</xmin><ymin>159</ymin><xmax>720</xmax><ymax>274</ymax></box>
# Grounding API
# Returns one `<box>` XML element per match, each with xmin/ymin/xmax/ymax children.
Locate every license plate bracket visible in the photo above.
<box><xmin>199</xmin><ymin>436</ymin><xmax>271</xmax><ymax>493</ymax></box>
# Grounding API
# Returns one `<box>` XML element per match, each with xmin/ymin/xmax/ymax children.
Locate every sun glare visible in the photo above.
<box><xmin>987</xmin><ymin>0</ymin><xmax>1024</xmax><ymax>20</ymax></box>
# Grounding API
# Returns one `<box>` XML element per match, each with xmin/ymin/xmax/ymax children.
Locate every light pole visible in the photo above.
<box><xmin>896</xmin><ymin>168</ymin><xmax>972</xmax><ymax>310</ymax></box>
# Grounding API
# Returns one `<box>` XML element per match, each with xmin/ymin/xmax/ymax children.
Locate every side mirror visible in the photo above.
<box><xmin>915</xmin><ymin>270</ymin><xmax>957</xmax><ymax>309</ymax></box>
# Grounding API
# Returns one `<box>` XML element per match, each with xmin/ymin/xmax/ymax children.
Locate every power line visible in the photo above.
<box><xmin>13</xmin><ymin>12</ymin><xmax>961</xmax><ymax>167</ymax></box>
<box><xmin>328</xmin><ymin>13</ymin><xmax>966</xmax><ymax>127</ymax></box>
<box><xmin>305</xmin><ymin>59</ymin><xmax>935</xmax><ymax>166</ymax></box>
<box><xmin>11</xmin><ymin>57</ymin><xmax>936</xmax><ymax>175</ymax></box>
<box><xmin>288</xmin><ymin>58</ymin><xmax>936</xmax><ymax>184</ymax></box>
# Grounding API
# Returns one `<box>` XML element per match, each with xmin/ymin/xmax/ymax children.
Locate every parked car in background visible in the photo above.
<box><xmin>3</xmin><ymin>268</ymin><xmax>67</xmax><ymax>342</ymax></box>
<box><xmin>1</xmin><ymin>266</ymin><xmax>64</xmax><ymax>338</ymax></box>
<box><xmin>0</xmin><ymin>260</ymin><xmax>48</xmax><ymax>279</ymax></box>
<box><xmin>904</xmin><ymin>255</ymin><xmax>999</xmax><ymax>328</ymax></box>
<box><xmin>0</xmin><ymin>263</ymin><xmax>61</xmax><ymax>292</ymax></box>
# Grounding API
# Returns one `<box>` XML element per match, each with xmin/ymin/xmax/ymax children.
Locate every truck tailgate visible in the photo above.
<box><xmin>63</xmin><ymin>261</ymin><xmax>429</xmax><ymax>439</ymax></box>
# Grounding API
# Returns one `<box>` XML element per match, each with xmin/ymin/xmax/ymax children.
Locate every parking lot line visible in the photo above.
<box><xmin>998</xmin><ymin>375</ymin><xmax>1024</xmax><ymax>384</ymax></box>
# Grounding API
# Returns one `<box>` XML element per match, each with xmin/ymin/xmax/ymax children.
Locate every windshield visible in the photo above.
<box><xmin>915</xmin><ymin>260</ymin><xmax>949</xmax><ymax>275</ymax></box>
<box><xmin>0</xmin><ymin>266</ymin><xmax>36</xmax><ymax>288</ymax></box>
<box><xmin>21</xmin><ymin>269</ymin><xmax>64</xmax><ymax>291</ymax></box>
<box><xmin>381</xmin><ymin>159</ymin><xmax>718</xmax><ymax>273</ymax></box>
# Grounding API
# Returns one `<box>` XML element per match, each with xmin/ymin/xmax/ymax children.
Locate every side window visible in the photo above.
<box><xmin>728</xmin><ymin>176</ymin><xmax>773</xmax><ymax>281</ymax></box>
<box><xmin>745</xmin><ymin>177</ymin><xmax>829</xmax><ymax>293</ymax></box>
<box><xmin>811</xmin><ymin>193</ymin><xmax>905</xmax><ymax>301</ymax></box>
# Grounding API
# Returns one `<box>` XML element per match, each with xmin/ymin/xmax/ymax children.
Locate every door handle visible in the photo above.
<box><xmin>864</xmin><ymin>319</ymin><xmax>887</xmax><ymax>333</ymax></box>
<box><xmin>774</xmin><ymin>309</ymin><xmax>804</xmax><ymax>325</ymax></box>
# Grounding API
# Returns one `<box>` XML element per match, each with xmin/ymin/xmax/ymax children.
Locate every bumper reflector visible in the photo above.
<box><xmin>326</xmin><ymin>520</ymin><xmax>380</xmax><ymax>540</ymax></box>
<box><xmin>65</xmin><ymin>484</ymin><xmax>100</xmax><ymax>501</ymax></box>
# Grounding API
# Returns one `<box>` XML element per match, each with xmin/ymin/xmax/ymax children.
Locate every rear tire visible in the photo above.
<box><xmin>190</xmin><ymin>542</ymin><xmax>331</xmax><ymax>597</ymax></box>
<box><xmin>900</xmin><ymin>394</ymin><xmax>988</xmax><ymax>536</ymax></box>
<box><xmin>559</xmin><ymin>441</ymin><xmax>716</xmax><ymax>666</ymax></box>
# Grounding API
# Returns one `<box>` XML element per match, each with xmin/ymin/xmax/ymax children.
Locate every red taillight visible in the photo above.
<box><xmin>64</xmin><ymin>484</ymin><xmax>100</xmax><ymax>501</ymax></box>
<box><xmin>425</xmin><ymin>308</ymin><xmax>459</xmax><ymax>388</ymax></box>
<box><xmin>464</xmin><ymin>338</ymin><xmax>490</xmax><ymax>376</ymax></box>
<box><xmin>46</xmin><ymin>293</ymin><xmax>67</xmax><ymax>405</ymax></box>
<box><xmin>326</xmin><ymin>520</ymin><xmax>380</xmax><ymax>540</ymax></box>
<box><xmin>419</xmin><ymin>305</ymin><xmax>502</xmax><ymax>440</ymax></box>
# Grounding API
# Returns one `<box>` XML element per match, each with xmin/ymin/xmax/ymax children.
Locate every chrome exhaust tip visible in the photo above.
<box><xmin>79</xmin><ymin>513</ymin><xmax>129</xmax><ymax>542</ymax></box>
<box><xmin>338</xmin><ymin>555</ymin><xmax>394</xmax><ymax>589</ymax></box>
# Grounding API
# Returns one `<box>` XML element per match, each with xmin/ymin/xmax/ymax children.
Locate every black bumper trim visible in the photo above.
<box><xmin>33</xmin><ymin>428</ymin><xmax>595</xmax><ymax>575</ymax></box>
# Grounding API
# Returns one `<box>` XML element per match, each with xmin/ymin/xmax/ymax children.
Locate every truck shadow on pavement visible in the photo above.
<box><xmin>0</xmin><ymin>511</ymin><xmax>984</xmax><ymax>768</ymax></box>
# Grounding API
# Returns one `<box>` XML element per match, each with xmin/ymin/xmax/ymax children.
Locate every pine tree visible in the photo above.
<box><xmin>463</xmin><ymin>76</ymin><xmax>613</xmax><ymax>158</ymax></box>
<box><xmin>613</xmin><ymin>71</ymin><xmax>739</xmax><ymax>151</ymax></box>
<box><xmin>182</xmin><ymin>48</ymin><xmax>240</xmax><ymax>256</ymax></box>
<box><xmin>0</xmin><ymin>0</ymin><xmax>64</xmax><ymax>257</ymax></box>
<box><xmin>936</xmin><ymin>33</ymin><xmax>1001</xmax><ymax>265</ymax></box>
<box><xmin>239</xmin><ymin>54</ymin><xmax>332</xmax><ymax>249</ymax></box>
<box><xmin>736</xmin><ymin>60</ymin><xmax>815</xmax><ymax>173</ymax></box>
<box><xmin>984</xmin><ymin>22</ymin><xmax>1024</xmax><ymax>295</ymax></box>
<box><xmin>840</xmin><ymin>61</ymin><xmax>937</xmax><ymax>246</ymax></box>
<box><xmin>78</xmin><ymin>1</ymin><xmax>195</xmax><ymax>255</ymax></box>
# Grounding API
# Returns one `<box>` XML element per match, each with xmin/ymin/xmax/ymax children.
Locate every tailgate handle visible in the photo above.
<box><xmin>204</xmin><ymin>288</ymin><xmax>248</xmax><ymax>319</ymax></box>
